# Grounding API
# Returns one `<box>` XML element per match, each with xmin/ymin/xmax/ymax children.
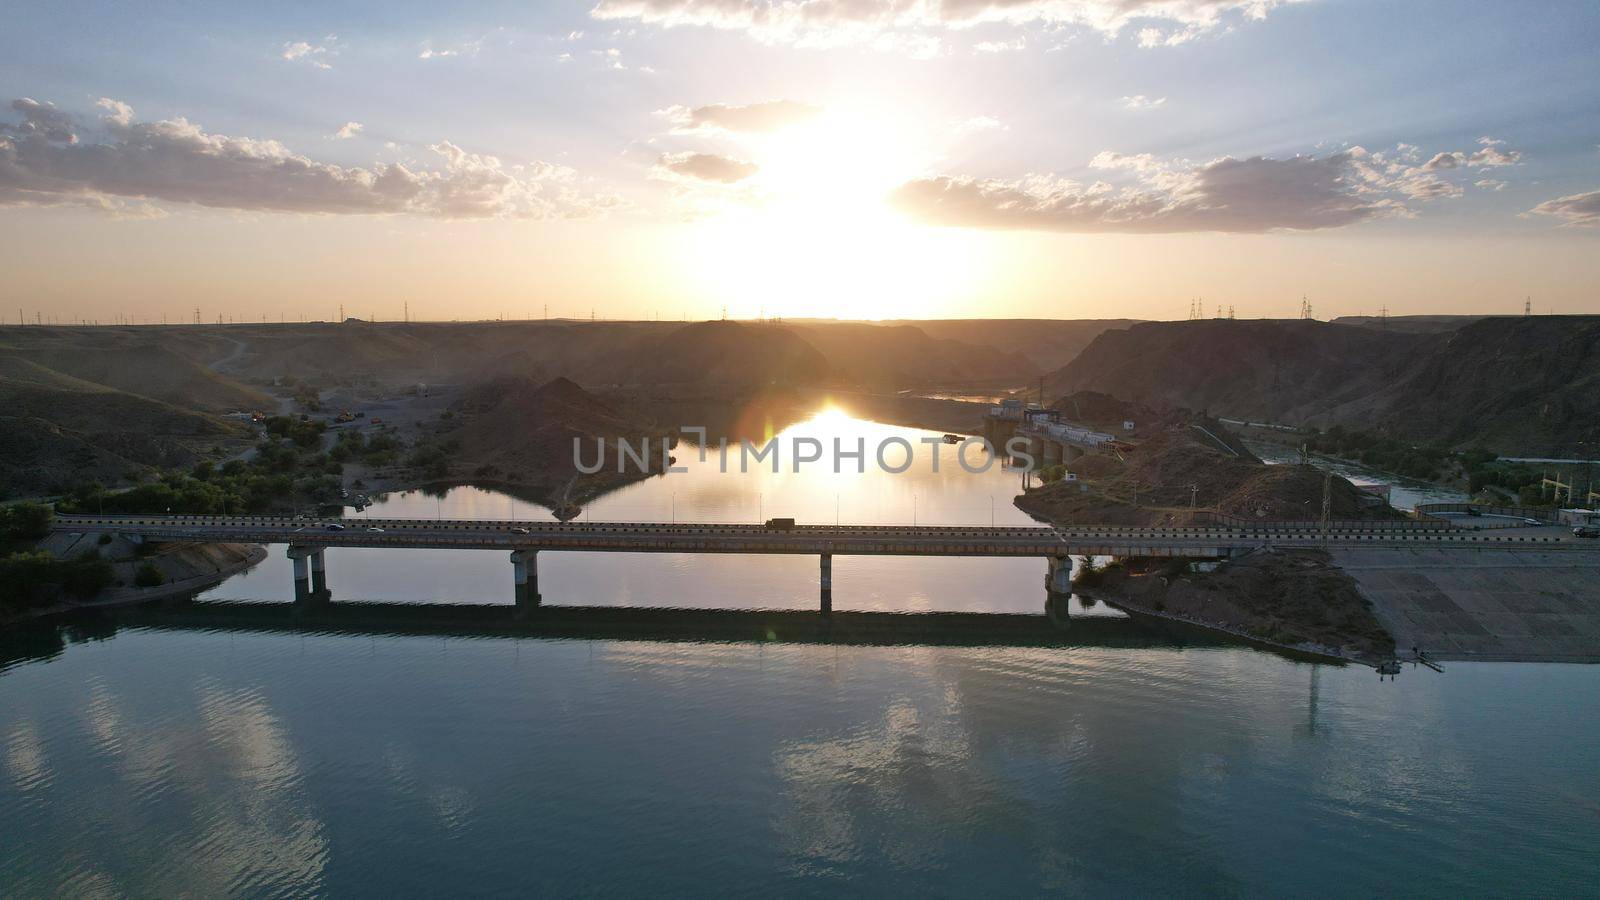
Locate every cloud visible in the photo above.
<box><xmin>334</xmin><ymin>122</ymin><xmax>364</xmax><ymax>140</ymax></box>
<box><xmin>0</xmin><ymin>98</ymin><xmax>621</xmax><ymax>219</ymax></box>
<box><xmin>1422</xmin><ymin>137</ymin><xmax>1522</xmax><ymax>171</ymax></box>
<box><xmin>1475</xmin><ymin>178</ymin><xmax>1507</xmax><ymax>191</ymax></box>
<box><xmin>281</xmin><ymin>36</ymin><xmax>338</xmax><ymax>69</ymax></box>
<box><xmin>893</xmin><ymin>134</ymin><xmax>1530</xmax><ymax>234</ymax></box>
<box><xmin>658</xmin><ymin>100</ymin><xmax>821</xmax><ymax>134</ymax></box>
<box><xmin>955</xmin><ymin>115</ymin><xmax>1006</xmax><ymax>133</ymax></box>
<box><xmin>892</xmin><ymin>147</ymin><xmax>1457</xmax><ymax>234</ymax></box>
<box><xmin>591</xmin><ymin>0</ymin><xmax>1302</xmax><ymax>51</ymax></box>
<box><xmin>652</xmin><ymin>151</ymin><xmax>759</xmax><ymax>183</ymax></box>
<box><xmin>1527</xmin><ymin>189</ymin><xmax>1600</xmax><ymax>227</ymax></box>
<box><xmin>973</xmin><ymin>37</ymin><xmax>1026</xmax><ymax>52</ymax></box>
<box><xmin>1120</xmin><ymin>94</ymin><xmax>1167</xmax><ymax>111</ymax></box>
<box><xmin>2</xmin><ymin>98</ymin><xmax>77</xmax><ymax>143</ymax></box>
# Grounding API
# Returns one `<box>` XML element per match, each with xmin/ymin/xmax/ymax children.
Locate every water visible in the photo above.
<box><xmin>3</xmin><ymin>411</ymin><xmax>1597</xmax><ymax>896</ymax></box>
<box><xmin>198</xmin><ymin>409</ymin><xmax>1111</xmax><ymax>616</ymax></box>
<box><xmin>1246</xmin><ymin>440</ymin><xmax>1469</xmax><ymax>511</ymax></box>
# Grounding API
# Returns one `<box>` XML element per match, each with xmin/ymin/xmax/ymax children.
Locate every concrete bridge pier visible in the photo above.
<box><xmin>511</xmin><ymin>549</ymin><xmax>540</xmax><ymax>612</ymax></box>
<box><xmin>1046</xmin><ymin>556</ymin><xmax>1073</xmax><ymax>600</ymax></box>
<box><xmin>309</xmin><ymin>549</ymin><xmax>328</xmax><ymax>598</ymax></box>
<box><xmin>1042</xmin><ymin>440</ymin><xmax>1062</xmax><ymax>468</ymax></box>
<box><xmin>820</xmin><ymin>553</ymin><xmax>833</xmax><ymax>616</ymax></box>
<box><xmin>287</xmin><ymin>545</ymin><xmax>315</xmax><ymax>603</ymax></box>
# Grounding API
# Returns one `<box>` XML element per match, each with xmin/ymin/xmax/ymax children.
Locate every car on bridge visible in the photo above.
<box><xmin>1573</xmin><ymin>525</ymin><xmax>1600</xmax><ymax>539</ymax></box>
<box><xmin>325</xmin><ymin>523</ymin><xmax>347</xmax><ymax>531</ymax></box>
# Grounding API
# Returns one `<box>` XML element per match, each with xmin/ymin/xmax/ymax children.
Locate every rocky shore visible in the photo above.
<box><xmin>1072</xmin><ymin>549</ymin><xmax>1396</xmax><ymax>666</ymax></box>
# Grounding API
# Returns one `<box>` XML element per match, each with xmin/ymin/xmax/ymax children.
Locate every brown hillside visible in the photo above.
<box><xmin>449</xmin><ymin>376</ymin><xmax>669</xmax><ymax>502</ymax></box>
<box><xmin>620</xmin><ymin>321</ymin><xmax>830</xmax><ymax>387</ymax></box>
<box><xmin>1016</xmin><ymin>423</ymin><xmax>1390</xmax><ymax>526</ymax></box>
<box><xmin>789</xmin><ymin>322</ymin><xmax>1034</xmax><ymax>389</ymax></box>
<box><xmin>1045</xmin><ymin>316</ymin><xmax>1600</xmax><ymax>453</ymax></box>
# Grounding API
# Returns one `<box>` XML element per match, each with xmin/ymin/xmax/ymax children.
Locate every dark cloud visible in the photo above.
<box><xmin>0</xmin><ymin>99</ymin><xmax>619</xmax><ymax>219</ymax></box>
<box><xmin>891</xmin><ymin>151</ymin><xmax>1403</xmax><ymax>234</ymax></box>
<box><xmin>1</xmin><ymin>98</ymin><xmax>78</xmax><ymax>143</ymax></box>
<box><xmin>653</xmin><ymin>151</ymin><xmax>759</xmax><ymax>183</ymax></box>
<box><xmin>893</xmin><ymin>136</ymin><xmax>1527</xmax><ymax>234</ymax></box>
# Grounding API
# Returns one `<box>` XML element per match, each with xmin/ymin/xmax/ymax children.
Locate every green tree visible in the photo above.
<box><xmin>134</xmin><ymin>561</ymin><xmax>165</xmax><ymax>588</ymax></box>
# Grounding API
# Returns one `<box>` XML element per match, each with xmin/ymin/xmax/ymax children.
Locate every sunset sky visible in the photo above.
<box><xmin>3</xmin><ymin>0</ymin><xmax>1598</xmax><ymax>324</ymax></box>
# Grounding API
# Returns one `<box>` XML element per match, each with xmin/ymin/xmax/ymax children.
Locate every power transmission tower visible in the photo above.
<box><xmin>1524</xmin><ymin>297</ymin><xmax>1531</xmax><ymax>317</ymax></box>
<box><xmin>194</xmin><ymin>307</ymin><xmax>201</xmax><ymax>325</ymax></box>
<box><xmin>1379</xmin><ymin>304</ymin><xmax>1388</xmax><ymax>329</ymax></box>
<box><xmin>1320</xmin><ymin>472</ymin><xmax>1332</xmax><ymax>542</ymax></box>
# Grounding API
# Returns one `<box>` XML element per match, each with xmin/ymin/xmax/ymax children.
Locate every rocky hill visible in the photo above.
<box><xmin>887</xmin><ymin>319</ymin><xmax>1138</xmax><ymax>372</ymax></box>
<box><xmin>1044</xmin><ymin>316</ymin><xmax>1600</xmax><ymax>453</ymax></box>
<box><xmin>1016</xmin><ymin>414</ymin><xmax>1389</xmax><ymax>527</ymax></box>
<box><xmin>447</xmin><ymin>376</ymin><xmax>672</xmax><ymax>503</ymax></box>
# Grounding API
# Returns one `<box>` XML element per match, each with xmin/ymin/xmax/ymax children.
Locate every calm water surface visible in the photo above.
<box><xmin>2</xmin><ymin>412</ymin><xmax>1597</xmax><ymax>896</ymax></box>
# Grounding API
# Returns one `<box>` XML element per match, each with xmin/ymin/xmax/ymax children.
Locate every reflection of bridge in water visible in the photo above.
<box><xmin>114</xmin><ymin>599</ymin><xmax>1227</xmax><ymax>652</ymax></box>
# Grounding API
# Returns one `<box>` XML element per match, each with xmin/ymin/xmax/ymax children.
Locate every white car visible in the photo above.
<box><xmin>366</xmin><ymin>526</ymin><xmax>385</xmax><ymax>533</ymax></box>
<box><xmin>512</xmin><ymin>526</ymin><xmax>531</xmax><ymax>534</ymax></box>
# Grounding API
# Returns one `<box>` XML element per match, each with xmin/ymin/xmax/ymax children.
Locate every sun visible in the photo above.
<box><xmin>680</xmin><ymin>105</ymin><xmax>987</xmax><ymax>320</ymax></box>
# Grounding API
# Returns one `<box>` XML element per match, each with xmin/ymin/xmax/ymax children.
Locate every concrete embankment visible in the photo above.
<box><xmin>1329</xmin><ymin>548</ymin><xmax>1600</xmax><ymax>662</ymax></box>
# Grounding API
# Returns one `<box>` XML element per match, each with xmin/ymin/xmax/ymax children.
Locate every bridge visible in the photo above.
<box><xmin>52</xmin><ymin>514</ymin><xmax>1580</xmax><ymax>615</ymax></box>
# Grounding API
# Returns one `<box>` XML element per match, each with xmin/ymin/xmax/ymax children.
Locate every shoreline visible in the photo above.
<box><xmin>1</xmin><ymin>542</ymin><xmax>268</xmax><ymax>628</ymax></box>
<box><xmin>1090</xmin><ymin>592</ymin><xmax>1370</xmax><ymax>667</ymax></box>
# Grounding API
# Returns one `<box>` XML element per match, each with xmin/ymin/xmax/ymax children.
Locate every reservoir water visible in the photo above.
<box><xmin>3</xmin><ymin>410</ymin><xmax>1597</xmax><ymax>896</ymax></box>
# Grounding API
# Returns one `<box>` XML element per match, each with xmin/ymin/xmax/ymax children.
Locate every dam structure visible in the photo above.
<box><xmin>983</xmin><ymin>399</ymin><xmax>1119</xmax><ymax>468</ymax></box>
<box><xmin>52</xmin><ymin>515</ymin><xmax>1580</xmax><ymax>617</ymax></box>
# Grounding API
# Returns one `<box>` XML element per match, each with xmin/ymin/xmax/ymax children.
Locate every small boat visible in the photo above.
<box><xmin>942</xmin><ymin>433</ymin><xmax>962</xmax><ymax>444</ymax></box>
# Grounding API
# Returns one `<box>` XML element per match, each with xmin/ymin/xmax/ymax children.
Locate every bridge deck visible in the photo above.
<box><xmin>51</xmin><ymin>515</ymin><xmax>1582</xmax><ymax>557</ymax></box>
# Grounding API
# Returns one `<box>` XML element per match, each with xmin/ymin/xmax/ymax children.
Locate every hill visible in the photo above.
<box><xmin>1043</xmin><ymin>317</ymin><xmax>1600</xmax><ymax>453</ymax></box>
<box><xmin>619</xmin><ymin>321</ymin><xmax>831</xmax><ymax>388</ymax></box>
<box><xmin>788</xmin><ymin>322</ymin><xmax>1032</xmax><ymax>389</ymax></box>
<box><xmin>1331</xmin><ymin>315</ymin><xmax>1486</xmax><ymax>334</ymax></box>
<box><xmin>445</xmin><ymin>376</ymin><xmax>671</xmax><ymax>504</ymax></box>
<box><xmin>886</xmin><ymin>319</ymin><xmax>1139</xmax><ymax>372</ymax></box>
<box><xmin>1015</xmin><ymin>411</ymin><xmax>1389</xmax><ymax>527</ymax></box>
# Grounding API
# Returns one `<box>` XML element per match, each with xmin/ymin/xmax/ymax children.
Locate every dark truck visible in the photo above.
<box><xmin>765</xmin><ymin>517</ymin><xmax>797</xmax><ymax>531</ymax></box>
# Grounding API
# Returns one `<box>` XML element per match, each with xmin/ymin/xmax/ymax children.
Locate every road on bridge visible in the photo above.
<box><xmin>50</xmin><ymin>514</ymin><xmax>1590</xmax><ymax>558</ymax></box>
